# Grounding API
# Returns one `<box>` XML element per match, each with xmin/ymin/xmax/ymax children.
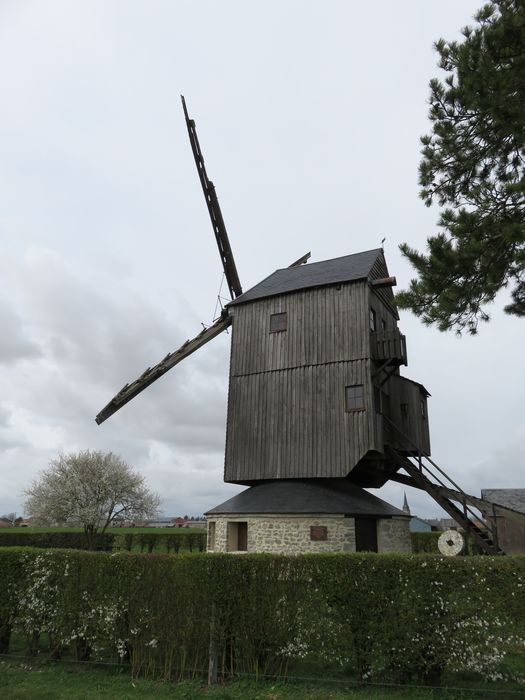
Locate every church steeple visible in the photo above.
<box><xmin>402</xmin><ymin>492</ymin><xmax>411</xmax><ymax>515</ymax></box>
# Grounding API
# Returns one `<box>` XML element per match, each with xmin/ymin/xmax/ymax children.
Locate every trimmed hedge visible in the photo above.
<box><xmin>0</xmin><ymin>549</ymin><xmax>524</xmax><ymax>684</ymax></box>
<box><xmin>0</xmin><ymin>531</ymin><xmax>115</xmax><ymax>551</ymax></box>
<box><xmin>0</xmin><ymin>530</ymin><xmax>207</xmax><ymax>553</ymax></box>
<box><xmin>410</xmin><ymin>531</ymin><xmax>440</xmax><ymax>553</ymax></box>
<box><xmin>114</xmin><ymin>531</ymin><xmax>206</xmax><ymax>553</ymax></box>
<box><xmin>410</xmin><ymin>531</ymin><xmax>484</xmax><ymax>555</ymax></box>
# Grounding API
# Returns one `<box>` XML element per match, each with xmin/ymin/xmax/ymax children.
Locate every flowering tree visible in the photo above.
<box><xmin>24</xmin><ymin>450</ymin><xmax>160</xmax><ymax>549</ymax></box>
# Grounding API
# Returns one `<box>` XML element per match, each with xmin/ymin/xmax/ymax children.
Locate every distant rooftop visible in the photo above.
<box><xmin>229</xmin><ymin>248</ymin><xmax>384</xmax><ymax>306</ymax></box>
<box><xmin>206</xmin><ymin>479</ymin><xmax>407</xmax><ymax>517</ymax></box>
<box><xmin>481</xmin><ymin>489</ymin><xmax>525</xmax><ymax>513</ymax></box>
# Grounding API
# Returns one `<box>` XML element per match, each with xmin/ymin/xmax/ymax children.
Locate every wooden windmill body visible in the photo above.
<box><xmin>97</xmin><ymin>99</ymin><xmax>521</xmax><ymax>555</ymax></box>
<box><xmin>224</xmin><ymin>247</ymin><xmax>429</xmax><ymax>489</ymax></box>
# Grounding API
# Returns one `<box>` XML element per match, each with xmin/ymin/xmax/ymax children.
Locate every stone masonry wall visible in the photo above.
<box><xmin>208</xmin><ymin>515</ymin><xmax>355</xmax><ymax>554</ymax></box>
<box><xmin>377</xmin><ymin>516</ymin><xmax>412</xmax><ymax>553</ymax></box>
<box><xmin>207</xmin><ymin>514</ymin><xmax>412</xmax><ymax>554</ymax></box>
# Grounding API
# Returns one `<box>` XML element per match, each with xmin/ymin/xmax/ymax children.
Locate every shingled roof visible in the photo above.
<box><xmin>481</xmin><ymin>489</ymin><xmax>525</xmax><ymax>513</ymax></box>
<box><xmin>206</xmin><ymin>479</ymin><xmax>407</xmax><ymax>517</ymax></box>
<box><xmin>229</xmin><ymin>248</ymin><xmax>383</xmax><ymax>306</ymax></box>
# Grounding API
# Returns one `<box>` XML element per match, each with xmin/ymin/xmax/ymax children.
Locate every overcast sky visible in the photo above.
<box><xmin>1</xmin><ymin>1</ymin><xmax>523</xmax><ymax>520</ymax></box>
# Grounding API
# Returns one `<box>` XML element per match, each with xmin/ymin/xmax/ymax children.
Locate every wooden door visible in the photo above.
<box><xmin>355</xmin><ymin>518</ymin><xmax>378</xmax><ymax>552</ymax></box>
<box><xmin>237</xmin><ymin>522</ymin><xmax>248</xmax><ymax>551</ymax></box>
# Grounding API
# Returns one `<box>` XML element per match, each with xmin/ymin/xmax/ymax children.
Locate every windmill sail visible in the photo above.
<box><xmin>181</xmin><ymin>96</ymin><xmax>242</xmax><ymax>300</ymax></box>
<box><xmin>95</xmin><ymin>315</ymin><xmax>231</xmax><ymax>425</ymax></box>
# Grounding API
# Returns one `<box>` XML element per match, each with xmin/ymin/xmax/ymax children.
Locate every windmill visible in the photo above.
<box><xmin>96</xmin><ymin>98</ymin><xmax>520</xmax><ymax>555</ymax></box>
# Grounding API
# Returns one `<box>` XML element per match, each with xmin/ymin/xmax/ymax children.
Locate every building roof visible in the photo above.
<box><xmin>205</xmin><ymin>479</ymin><xmax>408</xmax><ymax>517</ymax></box>
<box><xmin>228</xmin><ymin>248</ymin><xmax>383</xmax><ymax>306</ymax></box>
<box><xmin>481</xmin><ymin>489</ymin><xmax>525</xmax><ymax>513</ymax></box>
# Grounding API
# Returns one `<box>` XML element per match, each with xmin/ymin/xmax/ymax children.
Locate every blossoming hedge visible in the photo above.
<box><xmin>0</xmin><ymin>549</ymin><xmax>523</xmax><ymax>683</ymax></box>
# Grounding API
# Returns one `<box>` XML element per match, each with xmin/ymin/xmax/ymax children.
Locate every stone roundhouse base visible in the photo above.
<box><xmin>207</xmin><ymin>514</ymin><xmax>411</xmax><ymax>554</ymax></box>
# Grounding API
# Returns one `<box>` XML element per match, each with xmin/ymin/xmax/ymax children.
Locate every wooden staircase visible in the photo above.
<box><xmin>380</xmin><ymin>415</ymin><xmax>515</xmax><ymax>555</ymax></box>
<box><xmin>387</xmin><ymin>448</ymin><xmax>504</xmax><ymax>555</ymax></box>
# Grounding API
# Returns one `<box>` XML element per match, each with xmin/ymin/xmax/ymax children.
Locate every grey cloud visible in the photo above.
<box><xmin>0</xmin><ymin>298</ymin><xmax>41</xmax><ymax>364</ymax></box>
<box><xmin>1</xmin><ymin>0</ymin><xmax>521</xmax><ymax>521</ymax></box>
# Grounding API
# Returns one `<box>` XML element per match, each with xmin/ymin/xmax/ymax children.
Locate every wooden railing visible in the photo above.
<box><xmin>371</xmin><ymin>329</ymin><xmax>407</xmax><ymax>366</ymax></box>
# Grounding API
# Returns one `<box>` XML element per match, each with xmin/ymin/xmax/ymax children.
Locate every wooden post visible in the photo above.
<box><xmin>208</xmin><ymin>603</ymin><xmax>218</xmax><ymax>685</ymax></box>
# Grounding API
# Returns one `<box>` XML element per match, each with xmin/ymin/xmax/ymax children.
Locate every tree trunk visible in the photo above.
<box><xmin>84</xmin><ymin>525</ymin><xmax>96</xmax><ymax>551</ymax></box>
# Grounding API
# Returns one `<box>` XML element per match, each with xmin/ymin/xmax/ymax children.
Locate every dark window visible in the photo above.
<box><xmin>369</xmin><ymin>308</ymin><xmax>376</xmax><ymax>332</ymax></box>
<box><xmin>381</xmin><ymin>391</ymin><xmax>391</xmax><ymax>419</ymax></box>
<box><xmin>346</xmin><ymin>384</ymin><xmax>365</xmax><ymax>411</ymax></box>
<box><xmin>310</xmin><ymin>525</ymin><xmax>327</xmax><ymax>541</ymax></box>
<box><xmin>374</xmin><ymin>386</ymin><xmax>381</xmax><ymax>413</ymax></box>
<box><xmin>420</xmin><ymin>398</ymin><xmax>426</xmax><ymax>420</ymax></box>
<box><xmin>270</xmin><ymin>312</ymin><xmax>287</xmax><ymax>333</ymax></box>
<box><xmin>401</xmin><ymin>403</ymin><xmax>409</xmax><ymax>421</ymax></box>
<box><xmin>381</xmin><ymin>318</ymin><xmax>387</xmax><ymax>331</ymax></box>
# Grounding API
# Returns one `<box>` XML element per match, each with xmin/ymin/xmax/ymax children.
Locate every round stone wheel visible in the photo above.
<box><xmin>438</xmin><ymin>529</ymin><xmax>465</xmax><ymax>556</ymax></box>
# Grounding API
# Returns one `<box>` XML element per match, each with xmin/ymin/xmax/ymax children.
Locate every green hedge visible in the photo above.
<box><xmin>113</xmin><ymin>531</ymin><xmax>207</xmax><ymax>553</ymax></box>
<box><xmin>0</xmin><ymin>531</ymin><xmax>115</xmax><ymax>551</ymax></box>
<box><xmin>0</xmin><ymin>530</ymin><xmax>207</xmax><ymax>553</ymax></box>
<box><xmin>410</xmin><ymin>531</ymin><xmax>484</xmax><ymax>555</ymax></box>
<box><xmin>0</xmin><ymin>549</ymin><xmax>524</xmax><ymax>684</ymax></box>
<box><xmin>410</xmin><ymin>531</ymin><xmax>440</xmax><ymax>553</ymax></box>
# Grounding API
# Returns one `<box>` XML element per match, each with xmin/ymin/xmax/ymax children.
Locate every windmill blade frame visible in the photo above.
<box><xmin>181</xmin><ymin>95</ymin><xmax>243</xmax><ymax>300</ymax></box>
<box><xmin>95</xmin><ymin>314</ymin><xmax>231</xmax><ymax>425</ymax></box>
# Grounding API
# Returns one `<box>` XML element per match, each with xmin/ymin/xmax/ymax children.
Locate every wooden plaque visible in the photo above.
<box><xmin>310</xmin><ymin>525</ymin><xmax>327</xmax><ymax>541</ymax></box>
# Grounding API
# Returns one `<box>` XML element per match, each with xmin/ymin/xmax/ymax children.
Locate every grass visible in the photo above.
<box><xmin>1</xmin><ymin>660</ymin><xmax>513</xmax><ymax>700</ymax></box>
<box><xmin>2</xmin><ymin>635</ymin><xmax>525</xmax><ymax>700</ymax></box>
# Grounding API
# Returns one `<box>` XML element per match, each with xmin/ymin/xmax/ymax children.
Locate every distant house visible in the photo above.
<box><xmin>189</xmin><ymin>520</ymin><xmax>206</xmax><ymax>529</ymax></box>
<box><xmin>409</xmin><ymin>516</ymin><xmax>432</xmax><ymax>533</ymax></box>
<box><xmin>0</xmin><ymin>518</ymin><xmax>12</xmax><ymax>528</ymax></box>
<box><xmin>423</xmin><ymin>518</ymin><xmax>459</xmax><ymax>532</ymax></box>
<box><xmin>481</xmin><ymin>489</ymin><xmax>525</xmax><ymax>554</ymax></box>
<box><xmin>170</xmin><ymin>517</ymin><xmax>206</xmax><ymax>529</ymax></box>
<box><xmin>145</xmin><ymin>518</ymin><xmax>174</xmax><ymax>528</ymax></box>
<box><xmin>400</xmin><ymin>494</ymin><xmax>433</xmax><ymax>533</ymax></box>
<box><xmin>173</xmin><ymin>517</ymin><xmax>189</xmax><ymax>528</ymax></box>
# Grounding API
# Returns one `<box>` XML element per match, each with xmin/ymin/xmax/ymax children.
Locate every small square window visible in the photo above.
<box><xmin>270</xmin><ymin>312</ymin><xmax>287</xmax><ymax>333</ymax></box>
<box><xmin>346</xmin><ymin>384</ymin><xmax>365</xmax><ymax>411</ymax></box>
